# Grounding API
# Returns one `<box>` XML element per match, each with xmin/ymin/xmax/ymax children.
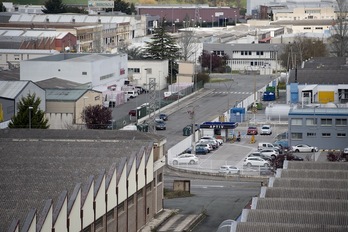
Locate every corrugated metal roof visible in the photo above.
<box><xmin>45</xmin><ymin>89</ymin><xmax>87</xmax><ymax>101</ymax></box>
<box><xmin>0</xmin><ymin>81</ymin><xmax>28</xmax><ymax>99</ymax></box>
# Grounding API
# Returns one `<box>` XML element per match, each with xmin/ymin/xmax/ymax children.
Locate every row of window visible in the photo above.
<box><xmin>128</xmin><ymin>68</ymin><xmax>153</xmax><ymax>74</ymax></box>
<box><xmin>291</xmin><ymin>118</ymin><xmax>347</xmax><ymax>126</ymax></box>
<box><xmin>291</xmin><ymin>132</ymin><xmax>346</xmax><ymax>140</ymax></box>
<box><xmin>304</xmin><ymin>27</ymin><xmax>324</xmax><ymax>30</ymax></box>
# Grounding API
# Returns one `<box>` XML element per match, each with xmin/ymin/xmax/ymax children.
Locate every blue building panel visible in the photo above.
<box><xmin>290</xmin><ymin>83</ymin><xmax>299</xmax><ymax>103</ymax></box>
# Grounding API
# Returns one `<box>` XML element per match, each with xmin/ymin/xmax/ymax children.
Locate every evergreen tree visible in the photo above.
<box><xmin>42</xmin><ymin>0</ymin><xmax>66</xmax><ymax>14</ymax></box>
<box><xmin>9</xmin><ymin>93</ymin><xmax>49</xmax><ymax>129</ymax></box>
<box><xmin>0</xmin><ymin>2</ymin><xmax>5</xmax><ymax>12</ymax></box>
<box><xmin>112</xmin><ymin>0</ymin><xmax>136</xmax><ymax>15</ymax></box>
<box><xmin>83</xmin><ymin>105</ymin><xmax>112</xmax><ymax>129</ymax></box>
<box><xmin>144</xmin><ymin>18</ymin><xmax>181</xmax><ymax>61</ymax></box>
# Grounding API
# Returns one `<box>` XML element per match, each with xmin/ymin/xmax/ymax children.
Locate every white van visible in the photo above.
<box><xmin>258</xmin><ymin>142</ymin><xmax>276</xmax><ymax>151</ymax></box>
<box><xmin>124</xmin><ymin>90</ymin><xmax>138</xmax><ymax>99</ymax></box>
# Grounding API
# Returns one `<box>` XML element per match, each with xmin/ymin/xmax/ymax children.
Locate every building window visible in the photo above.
<box><xmin>128</xmin><ymin>195</ymin><xmax>134</xmax><ymax>206</ymax></box>
<box><xmin>321</xmin><ymin>118</ymin><xmax>332</xmax><ymax>126</ymax></box>
<box><xmin>304</xmin><ymin>27</ymin><xmax>311</xmax><ymax>30</ymax></box>
<box><xmin>249</xmin><ymin>51</ymin><xmax>252</xmax><ymax>55</ymax></box>
<box><xmin>291</xmin><ymin>119</ymin><xmax>302</xmax><ymax>126</ymax></box>
<box><xmin>306</xmin><ymin>118</ymin><xmax>317</xmax><ymax>126</ymax></box>
<box><xmin>145</xmin><ymin>68</ymin><xmax>152</xmax><ymax>74</ymax></box>
<box><xmin>158</xmin><ymin>173</ymin><xmax>163</xmax><ymax>183</ymax></box>
<box><xmin>322</xmin><ymin>133</ymin><xmax>331</xmax><ymax>137</ymax></box>
<box><xmin>14</xmin><ymin>55</ymin><xmax>20</xmax><ymax>60</ymax></box>
<box><xmin>137</xmin><ymin>190</ymin><xmax>143</xmax><ymax>198</ymax></box>
<box><xmin>107</xmin><ymin>210</ymin><xmax>114</xmax><ymax>222</ymax></box>
<box><xmin>129</xmin><ymin>68</ymin><xmax>140</xmax><ymax>73</ymax></box>
<box><xmin>117</xmin><ymin>202</ymin><xmax>124</xmax><ymax>214</ymax></box>
<box><xmin>241</xmin><ymin>51</ymin><xmax>244</xmax><ymax>55</ymax></box>
<box><xmin>337</xmin><ymin>133</ymin><xmax>346</xmax><ymax>137</ymax></box>
<box><xmin>336</xmin><ymin>118</ymin><xmax>347</xmax><ymax>126</ymax></box>
<box><xmin>95</xmin><ymin>217</ymin><xmax>103</xmax><ymax>230</ymax></box>
<box><xmin>307</xmin><ymin>132</ymin><xmax>316</xmax><ymax>137</ymax></box>
<box><xmin>146</xmin><ymin>183</ymin><xmax>151</xmax><ymax>192</ymax></box>
<box><xmin>291</xmin><ymin>133</ymin><xmax>303</xmax><ymax>140</ymax></box>
<box><xmin>82</xmin><ymin>72</ymin><xmax>87</xmax><ymax>75</ymax></box>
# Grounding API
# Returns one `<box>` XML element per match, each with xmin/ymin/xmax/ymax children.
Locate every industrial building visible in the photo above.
<box><xmin>0</xmin><ymin>129</ymin><xmax>166</xmax><ymax>232</ymax></box>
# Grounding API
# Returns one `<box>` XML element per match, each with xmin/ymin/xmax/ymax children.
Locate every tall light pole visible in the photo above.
<box><xmin>210</xmin><ymin>51</ymin><xmax>213</xmax><ymax>76</ymax></box>
<box><xmin>211</xmin><ymin>15</ymin><xmax>213</xmax><ymax>27</ymax></box>
<box><xmin>28</xmin><ymin>106</ymin><xmax>33</xmax><ymax>129</ymax></box>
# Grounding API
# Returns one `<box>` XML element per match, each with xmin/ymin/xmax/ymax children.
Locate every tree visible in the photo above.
<box><xmin>279</xmin><ymin>36</ymin><xmax>328</xmax><ymax>69</ymax></box>
<box><xmin>42</xmin><ymin>0</ymin><xmax>66</xmax><ymax>14</ymax></box>
<box><xmin>119</xmin><ymin>46</ymin><xmax>146</xmax><ymax>60</ymax></box>
<box><xmin>144</xmin><ymin>18</ymin><xmax>181</xmax><ymax>61</ymax></box>
<box><xmin>199</xmin><ymin>50</ymin><xmax>230</xmax><ymax>73</ymax></box>
<box><xmin>111</xmin><ymin>0</ymin><xmax>137</xmax><ymax>15</ymax></box>
<box><xmin>9</xmin><ymin>93</ymin><xmax>49</xmax><ymax>129</ymax></box>
<box><xmin>177</xmin><ymin>30</ymin><xmax>199</xmax><ymax>61</ymax></box>
<box><xmin>329</xmin><ymin>0</ymin><xmax>348</xmax><ymax>57</ymax></box>
<box><xmin>144</xmin><ymin>18</ymin><xmax>181</xmax><ymax>83</ymax></box>
<box><xmin>83</xmin><ymin>105</ymin><xmax>112</xmax><ymax>129</ymax></box>
<box><xmin>0</xmin><ymin>2</ymin><xmax>5</xmax><ymax>12</ymax></box>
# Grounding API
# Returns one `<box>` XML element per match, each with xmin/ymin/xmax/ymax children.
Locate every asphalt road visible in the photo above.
<box><xmin>163</xmin><ymin>170</ymin><xmax>262</xmax><ymax>232</ymax></box>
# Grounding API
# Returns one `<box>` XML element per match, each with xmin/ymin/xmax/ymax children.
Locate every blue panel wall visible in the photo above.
<box><xmin>290</xmin><ymin>83</ymin><xmax>299</xmax><ymax>103</ymax></box>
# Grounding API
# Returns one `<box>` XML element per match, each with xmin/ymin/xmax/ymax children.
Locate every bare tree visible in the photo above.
<box><xmin>177</xmin><ymin>29</ymin><xmax>199</xmax><ymax>61</ymax></box>
<box><xmin>330</xmin><ymin>0</ymin><xmax>348</xmax><ymax>57</ymax></box>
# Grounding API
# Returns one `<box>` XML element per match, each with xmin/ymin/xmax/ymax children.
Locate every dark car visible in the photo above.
<box><xmin>184</xmin><ymin>146</ymin><xmax>208</xmax><ymax>155</ymax></box>
<box><xmin>247</xmin><ymin>126</ymin><xmax>258</xmax><ymax>135</ymax></box>
<box><xmin>159</xmin><ymin>113</ymin><xmax>168</xmax><ymax>121</ymax></box>
<box><xmin>155</xmin><ymin>118</ymin><xmax>166</xmax><ymax>130</ymax></box>
<box><xmin>129</xmin><ymin>109</ymin><xmax>136</xmax><ymax>117</ymax></box>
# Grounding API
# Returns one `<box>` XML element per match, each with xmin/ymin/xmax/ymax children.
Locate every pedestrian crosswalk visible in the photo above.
<box><xmin>210</xmin><ymin>91</ymin><xmax>253</xmax><ymax>95</ymax></box>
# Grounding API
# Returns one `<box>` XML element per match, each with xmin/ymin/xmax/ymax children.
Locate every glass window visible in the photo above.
<box><xmin>307</xmin><ymin>132</ymin><xmax>316</xmax><ymax>137</ymax></box>
<box><xmin>291</xmin><ymin>133</ymin><xmax>303</xmax><ymax>140</ymax></box>
<box><xmin>306</xmin><ymin>118</ymin><xmax>317</xmax><ymax>126</ymax></box>
<box><xmin>291</xmin><ymin>119</ymin><xmax>302</xmax><ymax>126</ymax></box>
<box><xmin>322</xmin><ymin>133</ymin><xmax>331</xmax><ymax>137</ymax></box>
<box><xmin>337</xmin><ymin>133</ymin><xmax>346</xmax><ymax>137</ymax></box>
<box><xmin>336</xmin><ymin>118</ymin><xmax>347</xmax><ymax>126</ymax></box>
<box><xmin>321</xmin><ymin>118</ymin><xmax>332</xmax><ymax>126</ymax></box>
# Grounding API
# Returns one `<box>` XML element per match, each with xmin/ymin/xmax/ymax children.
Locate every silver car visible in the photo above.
<box><xmin>243</xmin><ymin>157</ymin><xmax>270</xmax><ymax>167</ymax></box>
<box><xmin>218</xmin><ymin>165</ymin><xmax>240</xmax><ymax>174</ymax></box>
<box><xmin>172</xmin><ymin>154</ymin><xmax>199</xmax><ymax>165</ymax></box>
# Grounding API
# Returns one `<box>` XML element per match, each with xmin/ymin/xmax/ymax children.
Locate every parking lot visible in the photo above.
<box><xmin>171</xmin><ymin>123</ymin><xmax>320</xmax><ymax>176</ymax></box>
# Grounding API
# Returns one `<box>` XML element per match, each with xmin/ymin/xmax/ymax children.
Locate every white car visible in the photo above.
<box><xmin>260</xmin><ymin>125</ymin><xmax>272</xmax><ymax>135</ymax></box>
<box><xmin>172</xmin><ymin>154</ymin><xmax>198</xmax><ymax>165</ymax></box>
<box><xmin>292</xmin><ymin>144</ymin><xmax>318</xmax><ymax>153</ymax></box>
<box><xmin>201</xmin><ymin>136</ymin><xmax>223</xmax><ymax>145</ymax></box>
<box><xmin>219</xmin><ymin>165</ymin><xmax>240</xmax><ymax>174</ymax></box>
<box><xmin>343</xmin><ymin>148</ymin><xmax>348</xmax><ymax>155</ymax></box>
<box><xmin>260</xmin><ymin>149</ymin><xmax>278</xmax><ymax>158</ymax></box>
<box><xmin>243</xmin><ymin>157</ymin><xmax>270</xmax><ymax>167</ymax></box>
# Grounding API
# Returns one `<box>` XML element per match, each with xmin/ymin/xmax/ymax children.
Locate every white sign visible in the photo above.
<box><xmin>215</xmin><ymin>12</ymin><xmax>224</xmax><ymax>17</ymax></box>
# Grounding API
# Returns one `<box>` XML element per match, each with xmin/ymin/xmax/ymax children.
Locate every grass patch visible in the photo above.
<box><xmin>164</xmin><ymin>188</ymin><xmax>194</xmax><ymax>199</ymax></box>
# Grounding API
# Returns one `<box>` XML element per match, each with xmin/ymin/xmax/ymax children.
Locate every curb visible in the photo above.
<box><xmin>183</xmin><ymin>213</ymin><xmax>206</xmax><ymax>232</ymax></box>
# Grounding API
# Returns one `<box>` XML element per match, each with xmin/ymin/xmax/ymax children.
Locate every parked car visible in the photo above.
<box><xmin>260</xmin><ymin>125</ymin><xmax>272</xmax><ymax>135</ymax></box>
<box><xmin>199</xmin><ymin>138</ymin><xmax>219</xmax><ymax>149</ymax></box>
<box><xmin>159</xmin><ymin>113</ymin><xmax>168</xmax><ymax>121</ymax></box>
<box><xmin>343</xmin><ymin>148</ymin><xmax>348</xmax><ymax>155</ymax></box>
<box><xmin>248</xmin><ymin>151</ymin><xmax>271</xmax><ymax>161</ymax></box>
<box><xmin>201</xmin><ymin>136</ymin><xmax>223</xmax><ymax>145</ymax></box>
<box><xmin>218</xmin><ymin>165</ymin><xmax>240</xmax><ymax>174</ymax></box>
<box><xmin>274</xmin><ymin>140</ymin><xmax>289</xmax><ymax>150</ymax></box>
<box><xmin>247</xmin><ymin>126</ymin><xmax>258</xmax><ymax>135</ymax></box>
<box><xmin>195</xmin><ymin>143</ymin><xmax>212</xmax><ymax>152</ymax></box>
<box><xmin>243</xmin><ymin>157</ymin><xmax>270</xmax><ymax>167</ymax></box>
<box><xmin>258</xmin><ymin>142</ymin><xmax>277</xmax><ymax>151</ymax></box>
<box><xmin>172</xmin><ymin>154</ymin><xmax>198</xmax><ymax>165</ymax></box>
<box><xmin>164</xmin><ymin>92</ymin><xmax>184</xmax><ymax>100</ymax></box>
<box><xmin>260</xmin><ymin>149</ymin><xmax>279</xmax><ymax>158</ymax></box>
<box><xmin>184</xmin><ymin>146</ymin><xmax>209</xmax><ymax>155</ymax></box>
<box><xmin>292</xmin><ymin>144</ymin><xmax>318</xmax><ymax>152</ymax></box>
<box><xmin>129</xmin><ymin>109</ymin><xmax>136</xmax><ymax>117</ymax></box>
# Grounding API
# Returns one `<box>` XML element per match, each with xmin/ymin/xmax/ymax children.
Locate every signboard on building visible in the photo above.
<box><xmin>88</xmin><ymin>1</ymin><xmax>114</xmax><ymax>8</ymax></box>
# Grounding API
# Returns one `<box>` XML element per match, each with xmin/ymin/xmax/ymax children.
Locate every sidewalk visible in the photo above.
<box><xmin>140</xmin><ymin>209</ymin><xmax>204</xmax><ymax>232</ymax></box>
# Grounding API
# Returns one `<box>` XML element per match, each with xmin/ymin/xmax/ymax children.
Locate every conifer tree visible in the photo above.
<box><xmin>42</xmin><ymin>0</ymin><xmax>66</xmax><ymax>14</ymax></box>
<box><xmin>9</xmin><ymin>93</ymin><xmax>49</xmax><ymax>129</ymax></box>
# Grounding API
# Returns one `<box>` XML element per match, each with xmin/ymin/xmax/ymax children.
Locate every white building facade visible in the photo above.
<box><xmin>20</xmin><ymin>53</ymin><xmax>128</xmax><ymax>89</ymax></box>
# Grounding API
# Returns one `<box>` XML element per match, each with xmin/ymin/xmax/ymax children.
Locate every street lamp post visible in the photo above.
<box><xmin>210</xmin><ymin>51</ymin><xmax>213</xmax><ymax>76</ymax></box>
<box><xmin>28</xmin><ymin>106</ymin><xmax>33</xmax><ymax>129</ymax></box>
